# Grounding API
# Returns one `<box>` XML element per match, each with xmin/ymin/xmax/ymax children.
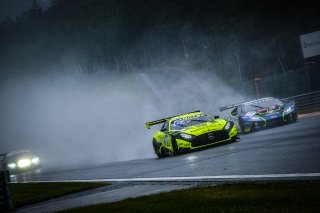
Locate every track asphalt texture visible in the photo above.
<box><xmin>16</xmin><ymin>114</ymin><xmax>320</xmax><ymax>212</ymax></box>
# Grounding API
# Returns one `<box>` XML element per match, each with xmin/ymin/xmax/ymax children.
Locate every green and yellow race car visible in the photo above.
<box><xmin>146</xmin><ymin>111</ymin><xmax>238</xmax><ymax>158</ymax></box>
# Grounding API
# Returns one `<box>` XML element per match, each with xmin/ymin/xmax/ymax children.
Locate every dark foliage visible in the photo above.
<box><xmin>0</xmin><ymin>0</ymin><xmax>319</xmax><ymax>80</ymax></box>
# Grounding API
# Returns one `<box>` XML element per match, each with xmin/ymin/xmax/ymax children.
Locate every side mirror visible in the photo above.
<box><xmin>214</xmin><ymin>115</ymin><xmax>219</xmax><ymax>119</ymax></box>
<box><xmin>231</xmin><ymin>111</ymin><xmax>238</xmax><ymax>116</ymax></box>
<box><xmin>160</xmin><ymin>127</ymin><xmax>167</xmax><ymax>132</ymax></box>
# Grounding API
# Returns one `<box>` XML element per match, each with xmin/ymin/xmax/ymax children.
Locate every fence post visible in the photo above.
<box><xmin>0</xmin><ymin>170</ymin><xmax>14</xmax><ymax>212</ymax></box>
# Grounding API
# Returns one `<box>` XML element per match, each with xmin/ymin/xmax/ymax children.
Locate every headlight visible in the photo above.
<box><xmin>18</xmin><ymin>159</ymin><xmax>31</xmax><ymax>168</ymax></box>
<box><xmin>8</xmin><ymin>163</ymin><xmax>16</xmax><ymax>168</ymax></box>
<box><xmin>180</xmin><ymin>133</ymin><xmax>193</xmax><ymax>140</ymax></box>
<box><xmin>224</xmin><ymin>121</ymin><xmax>235</xmax><ymax>132</ymax></box>
<box><xmin>224</xmin><ymin>122</ymin><xmax>231</xmax><ymax>130</ymax></box>
<box><xmin>284</xmin><ymin>106</ymin><xmax>294</xmax><ymax>114</ymax></box>
<box><xmin>32</xmin><ymin>157</ymin><xmax>40</xmax><ymax>164</ymax></box>
<box><xmin>175</xmin><ymin>133</ymin><xmax>194</xmax><ymax>141</ymax></box>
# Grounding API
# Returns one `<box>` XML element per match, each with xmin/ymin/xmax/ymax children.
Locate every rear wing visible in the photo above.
<box><xmin>220</xmin><ymin>97</ymin><xmax>287</xmax><ymax>112</ymax></box>
<box><xmin>145</xmin><ymin>110</ymin><xmax>200</xmax><ymax>129</ymax></box>
<box><xmin>219</xmin><ymin>103</ymin><xmax>240</xmax><ymax>112</ymax></box>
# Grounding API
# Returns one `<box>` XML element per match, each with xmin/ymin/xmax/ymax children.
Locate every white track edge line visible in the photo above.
<box><xmin>26</xmin><ymin>173</ymin><xmax>320</xmax><ymax>183</ymax></box>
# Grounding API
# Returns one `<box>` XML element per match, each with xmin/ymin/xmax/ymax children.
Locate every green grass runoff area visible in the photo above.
<box><xmin>11</xmin><ymin>182</ymin><xmax>108</xmax><ymax>208</ymax></box>
<box><xmin>59</xmin><ymin>181</ymin><xmax>320</xmax><ymax>213</ymax></box>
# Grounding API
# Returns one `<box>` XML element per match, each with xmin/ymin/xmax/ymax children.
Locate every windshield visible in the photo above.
<box><xmin>170</xmin><ymin>114</ymin><xmax>213</xmax><ymax>130</ymax></box>
<box><xmin>243</xmin><ymin>98</ymin><xmax>283</xmax><ymax>113</ymax></box>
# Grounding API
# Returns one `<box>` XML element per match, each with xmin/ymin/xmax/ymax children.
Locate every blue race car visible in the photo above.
<box><xmin>219</xmin><ymin>97</ymin><xmax>297</xmax><ymax>133</ymax></box>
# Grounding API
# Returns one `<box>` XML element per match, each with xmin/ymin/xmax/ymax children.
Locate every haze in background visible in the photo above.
<box><xmin>0</xmin><ymin>67</ymin><xmax>245</xmax><ymax>169</ymax></box>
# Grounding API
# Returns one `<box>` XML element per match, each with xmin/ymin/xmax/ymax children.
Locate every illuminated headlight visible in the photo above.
<box><xmin>179</xmin><ymin>133</ymin><xmax>193</xmax><ymax>140</ymax></box>
<box><xmin>284</xmin><ymin>106</ymin><xmax>293</xmax><ymax>114</ymax></box>
<box><xmin>224</xmin><ymin>122</ymin><xmax>231</xmax><ymax>130</ymax></box>
<box><xmin>17</xmin><ymin>159</ymin><xmax>31</xmax><ymax>168</ymax></box>
<box><xmin>8</xmin><ymin>163</ymin><xmax>16</xmax><ymax>169</ymax></box>
<box><xmin>32</xmin><ymin>157</ymin><xmax>40</xmax><ymax>164</ymax></box>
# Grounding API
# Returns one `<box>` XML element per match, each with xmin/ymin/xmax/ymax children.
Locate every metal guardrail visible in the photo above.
<box><xmin>0</xmin><ymin>170</ymin><xmax>14</xmax><ymax>212</ymax></box>
<box><xmin>281</xmin><ymin>91</ymin><xmax>320</xmax><ymax>114</ymax></box>
<box><xmin>1</xmin><ymin>154</ymin><xmax>14</xmax><ymax>211</ymax></box>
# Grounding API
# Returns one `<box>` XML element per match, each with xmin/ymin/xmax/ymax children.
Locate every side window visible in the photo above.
<box><xmin>161</xmin><ymin>120</ymin><xmax>168</xmax><ymax>132</ymax></box>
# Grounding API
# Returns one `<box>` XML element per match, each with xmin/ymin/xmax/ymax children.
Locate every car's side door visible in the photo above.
<box><xmin>160</xmin><ymin>120</ymin><xmax>171</xmax><ymax>148</ymax></box>
<box><xmin>161</xmin><ymin>120</ymin><xmax>177</xmax><ymax>153</ymax></box>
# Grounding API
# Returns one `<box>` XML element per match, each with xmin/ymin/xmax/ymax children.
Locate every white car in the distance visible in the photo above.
<box><xmin>1</xmin><ymin>150</ymin><xmax>41</xmax><ymax>174</ymax></box>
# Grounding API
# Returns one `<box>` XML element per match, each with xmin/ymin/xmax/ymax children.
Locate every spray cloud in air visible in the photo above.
<box><xmin>0</xmin><ymin>67</ymin><xmax>245</xmax><ymax>169</ymax></box>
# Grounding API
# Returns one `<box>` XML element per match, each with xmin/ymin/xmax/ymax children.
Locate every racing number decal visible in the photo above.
<box><xmin>245</xmin><ymin>111</ymin><xmax>256</xmax><ymax>117</ymax></box>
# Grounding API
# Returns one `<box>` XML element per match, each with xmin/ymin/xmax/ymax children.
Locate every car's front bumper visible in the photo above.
<box><xmin>243</xmin><ymin>111</ymin><xmax>297</xmax><ymax>132</ymax></box>
<box><xmin>176</xmin><ymin>126</ymin><xmax>238</xmax><ymax>150</ymax></box>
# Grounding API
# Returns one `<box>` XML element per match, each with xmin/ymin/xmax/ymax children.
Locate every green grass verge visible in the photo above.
<box><xmin>11</xmin><ymin>182</ymin><xmax>108</xmax><ymax>208</ymax></box>
<box><xmin>60</xmin><ymin>181</ymin><xmax>320</xmax><ymax>213</ymax></box>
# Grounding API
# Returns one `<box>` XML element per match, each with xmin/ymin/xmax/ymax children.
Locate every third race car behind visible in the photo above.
<box><xmin>219</xmin><ymin>97</ymin><xmax>297</xmax><ymax>133</ymax></box>
<box><xmin>1</xmin><ymin>149</ymin><xmax>41</xmax><ymax>174</ymax></box>
<box><xmin>145</xmin><ymin>111</ymin><xmax>238</xmax><ymax>158</ymax></box>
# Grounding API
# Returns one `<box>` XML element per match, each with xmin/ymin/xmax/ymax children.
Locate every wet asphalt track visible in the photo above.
<box><xmin>15</xmin><ymin>114</ymin><xmax>320</xmax><ymax>212</ymax></box>
<box><xmin>14</xmin><ymin>114</ymin><xmax>320</xmax><ymax>183</ymax></box>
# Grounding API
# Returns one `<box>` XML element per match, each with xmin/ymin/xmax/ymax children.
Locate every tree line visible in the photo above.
<box><xmin>0</xmin><ymin>0</ymin><xmax>319</xmax><ymax>81</ymax></box>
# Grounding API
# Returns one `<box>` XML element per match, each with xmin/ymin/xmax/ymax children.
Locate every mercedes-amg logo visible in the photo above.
<box><xmin>208</xmin><ymin>133</ymin><xmax>214</xmax><ymax>140</ymax></box>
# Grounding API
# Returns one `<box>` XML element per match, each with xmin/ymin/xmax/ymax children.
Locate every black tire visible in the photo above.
<box><xmin>171</xmin><ymin>137</ymin><xmax>179</xmax><ymax>155</ymax></box>
<box><xmin>239</xmin><ymin>117</ymin><xmax>245</xmax><ymax>133</ymax></box>
<box><xmin>153</xmin><ymin>139</ymin><xmax>164</xmax><ymax>158</ymax></box>
<box><xmin>249</xmin><ymin>123</ymin><xmax>255</xmax><ymax>133</ymax></box>
<box><xmin>291</xmin><ymin>112</ymin><xmax>297</xmax><ymax>122</ymax></box>
<box><xmin>239</xmin><ymin>117</ymin><xmax>254</xmax><ymax>133</ymax></box>
<box><xmin>240</xmin><ymin>124</ymin><xmax>254</xmax><ymax>133</ymax></box>
<box><xmin>231</xmin><ymin>135</ymin><xmax>239</xmax><ymax>142</ymax></box>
